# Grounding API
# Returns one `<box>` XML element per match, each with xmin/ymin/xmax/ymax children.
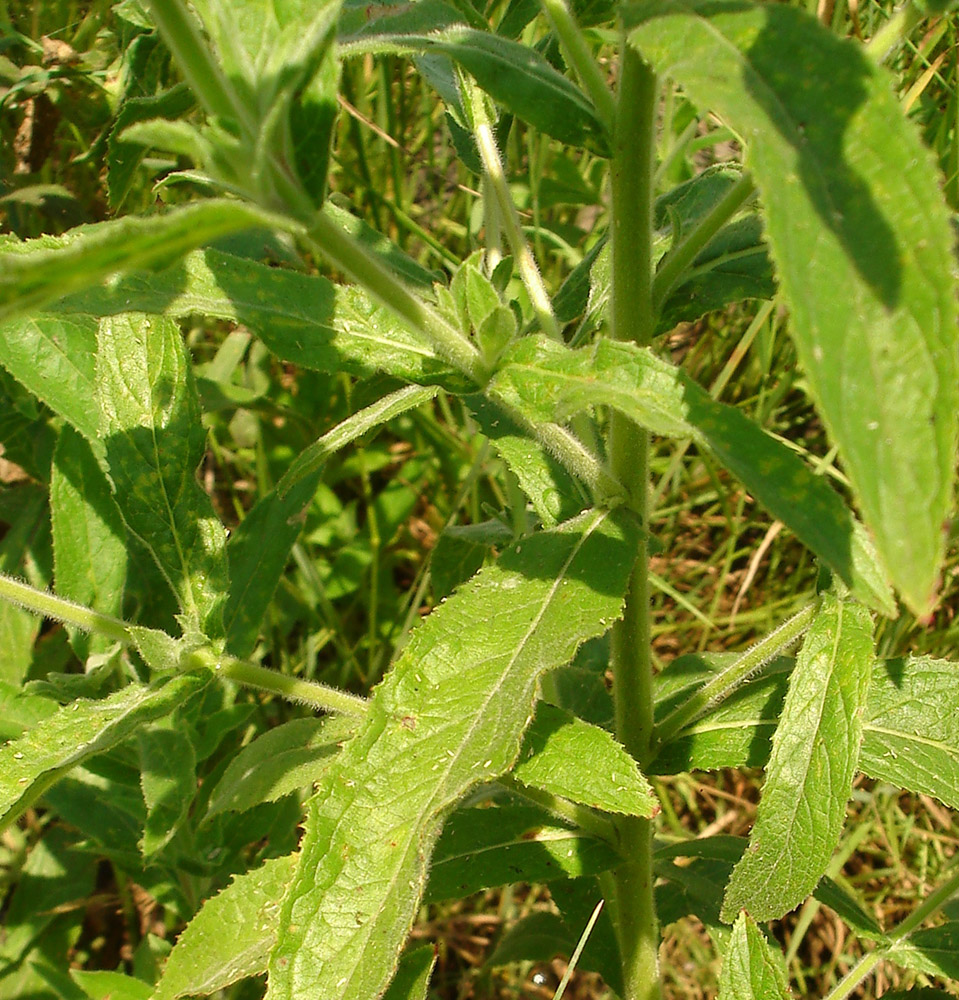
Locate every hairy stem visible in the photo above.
<box><xmin>607</xmin><ymin>41</ymin><xmax>661</xmax><ymax>1000</ymax></box>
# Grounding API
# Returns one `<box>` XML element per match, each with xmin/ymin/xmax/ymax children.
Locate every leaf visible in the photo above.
<box><xmin>381</xmin><ymin>947</ymin><xmax>436</xmax><ymax>1000</ymax></box>
<box><xmin>137</xmin><ymin>714</ymin><xmax>197</xmax><ymax>857</ymax></box>
<box><xmin>425</xmin><ymin>803</ymin><xmax>621</xmax><ymax>902</ymax></box>
<box><xmin>205</xmin><ymin>715</ymin><xmax>356</xmax><ymax>817</ymax></box>
<box><xmin>0</xmin><ymin>201</ymin><xmax>296</xmax><ymax>325</ymax></box>
<box><xmin>265</xmin><ymin>508</ymin><xmax>639</xmax><ymax>1000</ymax></box>
<box><xmin>887</xmin><ymin>923</ymin><xmax>959</xmax><ymax>981</ymax></box>
<box><xmin>431</xmin><ymin>518</ymin><xmax>513</xmax><ymax>599</ymax></box>
<box><xmin>547</xmin><ymin>877</ymin><xmax>623</xmax><ymax>994</ymax></box>
<box><xmin>488</xmin><ymin>912</ymin><xmax>575</xmax><ymax>966</ymax></box>
<box><xmin>717</xmin><ymin>912</ymin><xmax>791</xmax><ymax>1000</ymax></box>
<box><xmin>721</xmin><ymin>595</ymin><xmax>874</xmax><ymax>922</ymax></box>
<box><xmin>0</xmin><ymin>673</ymin><xmax>210</xmax><ymax>835</ymax></box>
<box><xmin>489</xmin><ymin>335</ymin><xmax>894</xmax><ymax>614</ymax></box>
<box><xmin>51</xmin><ymin>426</ymin><xmax>128</xmax><ymax>660</ymax></box>
<box><xmin>70</xmin><ymin>970</ymin><xmax>153</xmax><ymax>1000</ymax></box>
<box><xmin>96</xmin><ymin>313</ymin><xmax>229</xmax><ymax>637</ymax></box>
<box><xmin>627</xmin><ymin>0</ymin><xmax>959</xmax><ymax>614</ymax></box>
<box><xmin>343</xmin><ymin>22</ymin><xmax>608</xmax><ymax>154</ymax></box>
<box><xmin>54</xmin><ymin>248</ymin><xmax>468</xmax><ymax>390</ymax></box>
<box><xmin>224</xmin><ymin>472</ymin><xmax>322</xmax><ymax>658</ymax></box>
<box><xmin>860</xmin><ymin>656</ymin><xmax>959</xmax><ymax>810</ymax></box>
<box><xmin>154</xmin><ymin>854</ymin><xmax>297</xmax><ymax>1000</ymax></box>
<box><xmin>513</xmin><ymin>702</ymin><xmax>656</xmax><ymax>816</ymax></box>
<box><xmin>0</xmin><ymin>313</ymin><xmax>100</xmax><ymax>443</ymax></box>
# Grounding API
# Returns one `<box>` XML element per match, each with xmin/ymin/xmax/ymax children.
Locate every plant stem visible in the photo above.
<box><xmin>538</xmin><ymin>0</ymin><xmax>616</xmax><ymax>133</ymax></box>
<box><xmin>865</xmin><ymin>0</ymin><xmax>924</xmax><ymax>62</ymax></box>
<box><xmin>305</xmin><ymin>212</ymin><xmax>489</xmax><ymax>384</ymax></box>
<box><xmin>278</xmin><ymin>384</ymin><xmax>440</xmax><ymax>496</ymax></box>
<box><xmin>498</xmin><ymin>774</ymin><xmax>619</xmax><ymax>844</ymax></box>
<box><xmin>651</xmin><ymin>601</ymin><xmax>816</xmax><ymax>750</ymax></box>
<box><xmin>607</xmin><ymin>41</ymin><xmax>660</xmax><ymax>1000</ymax></box>
<box><xmin>651</xmin><ymin>171</ymin><xmax>755</xmax><ymax>312</ymax></box>
<box><xmin>468</xmin><ymin>83</ymin><xmax>563</xmax><ymax>342</ymax></box>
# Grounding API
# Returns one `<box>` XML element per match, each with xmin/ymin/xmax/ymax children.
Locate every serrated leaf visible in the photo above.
<box><xmin>154</xmin><ymin>854</ymin><xmax>297</xmax><ymax>1000</ymax></box>
<box><xmin>137</xmin><ymin>714</ymin><xmax>197</xmax><ymax>857</ymax></box>
<box><xmin>425</xmin><ymin>803</ymin><xmax>621</xmax><ymax>902</ymax></box>
<box><xmin>382</xmin><ymin>946</ymin><xmax>436</xmax><ymax>1000</ymax></box>
<box><xmin>206</xmin><ymin>715</ymin><xmax>356</xmax><ymax>817</ymax></box>
<box><xmin>96</xmin><ymin>313</ymin><xmax>229</xmax><ymax>637</ymax></box>
<box><xmin>54</xmin><ymin>248</ymin><xmax>468</xmax><ymax>390</ymax></box>
<box><xmin>887</xmin><ymin>923</ymin><xmax>959</xmax><ymax>981</ymax></box>
<box><xmin>717</xmin><ymin>913</ymin><xmax>791</xmax><ymax>1000</ymax></box>
<box><xmin>721</xmin><ymin>595</ymin><xmax>874</xmax><ymax>922</ymax></box>
<box><xmin>0</xmin><ymin>673</ymin><xmax>210</xmax><ymax>834</ymax></box>
<box><xmin>266</xmin><ymin>508</ymin><xmax>639</xmax><ymax>1000</ymax></box>
<box><xmin>627</xmin><ymin>0</ymin><xmax>959</xmax><ymax>614</ymax></box>
<box><xmin>860</xmin><ymin>656</ymin><xmax>959</xmax><ymax>809</ymax></box>
<box><xmin>513</xmin><ymin>702</ymin><xmax>655</xmax><ymax>816</ymax></box>
<box><xmin>0</xmin><ymin>313</ymin><xmax>100</xmax><ymax>442</ymax></box>
<box><xmin>0</xmin><ymin>201</ymin><xmax>296</xmax><ymax>325</ymax></box>
<box><xmin>51</xmin><ymin>426</ymin><xmax>127</xmax><ymax>660</ymax></box>
<box><xmin>489</xmin><ymin>335</ymin><xmax>894</xmax><ymax>614</ymax></box>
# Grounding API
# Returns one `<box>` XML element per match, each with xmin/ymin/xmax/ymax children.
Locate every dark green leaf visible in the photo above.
<box><xmin>628</xmin><ymin>0</ymin><xmax>959</xmax><ymax>614</ymax></box>
<box><xmin>488</xmin><ymin>912</ymin><xmax>575</xmax><ymax>966</ymax></box>
<box><xmin>137</xmin><ymin>715</ymin><xmax>197</xmax><ymax>857</ymax></box>
<box><xmin>887</xmin><ymin>923</ymin><xmax>959</xmax><ymax>981</ymax></box>
<box><xmin>717</xmin><ymin>912</ymin><xmax>790</xmax><ymax>999</ymax></box>
<box><xmin>382</xmin><ymin>946</ymin><xmax>437</xmax><ymax>1000</ymax></box>
<box><xmin>266</xmin><ymin>508</ymin><xmax>639</xmax><ymax>1000</ymax></box>
<box><xmin>721</xmin><ymin>595</ymin><xmax>874</xmax><ymax>922</ymax></box>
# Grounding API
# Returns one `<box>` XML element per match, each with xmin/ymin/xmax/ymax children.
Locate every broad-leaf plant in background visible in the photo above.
<box><xmin>1</xmin><ymin>0</ymin><xmax>958</xmax><ymax>998</ymax></box>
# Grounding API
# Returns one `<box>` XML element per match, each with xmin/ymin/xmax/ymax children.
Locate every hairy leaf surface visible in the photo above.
<box><xmin>266</xmin><ymin>508</ymin><xmax>639</xmax><ymax>1000</ymax></box>
<box><xmin>627</xmin><ymin>0</ymin><xmax>959</xmax><ymax>614</ymax></box>
<box><xmin>717</xmin><ymin>913</ymin><xmax>790</xmax><ymax>999</ymax></box>
<box><xmin>721</xmin><ymin>595</ymin><xmax>873</xmax><ymax>921</ymax></box>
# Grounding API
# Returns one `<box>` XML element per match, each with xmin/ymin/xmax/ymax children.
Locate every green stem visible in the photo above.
<box><xmin>820</xmin><ymin>951</ymin><xmax>882</xmax><ymax>1000</ymax></box>
<box><xmin>651</xmin><ymin>171</ymin><xmax>755</xmax><ymax>313</ymax></box>
<box><xmin>0</xmin><ymin>572</ymin><xmax>132</xmax><ymax>644</ymax></box>
<box><xmin>498</xmin><ymin>774</ymin><xmax>619</xmax><ymax>845</ymax></box>
<box><xmin>145</xmin><ymin>0</ymin><xmax>254</xmax><ymax>136</ymax></box>
<box><xmin>278</xmin><ymin>384</ymin><xmax>440</xmax><ymax>497</ymax></box>
<box><xmin>865</xmin><ymin>0</ymin><xmax>924</xmax><ymax>63</ymax></box>
<box><xmin>305</xmin><ymin>212</ymin><xmax>488</xmax><ymax>384</ymax></box>
<box><xmin>607</xmin><ymin>42</ymin><xmax>660</xmax><ymax>1000</ymax></box>
<box><xmin>651</xmin><ymin>601</ymin><xmax>816</xmax><ymax>750</ymax></box>
<box><xmin>538</xmin><ymin>0</ymin><xmax>616</xmax><ymax>133</ymax></box>
<box><xmin>468</xmin><ymin>83</ymin><xmax>563</xmax><ymax>342</ymax></box>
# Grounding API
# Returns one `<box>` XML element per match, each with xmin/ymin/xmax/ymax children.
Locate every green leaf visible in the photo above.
<box><xmin>137</xmin><ymin>714</ymin><xmax>197</xmax><ymax>857</ymax></box>
<box><xmin>489</xmin><ymin>335</ymin><xmax>894</xmax><ymax>614</ymax></box>
<box><xmin>153</xmin><ymin>853</ymin><xmax>298</xmax><ymax>1000</ymax></box>
<box><xmin>51</xmin><ymin>426</ymin><xmax>128</xmax><ymax>660</ymax></box>
<box><xmin>224</xmin><ymin>473</ymin><xmax>321</xmax><ymax>658</ymax></box>
<box><xmin>488</xmin><ymin>912</ymin><xmax>575</xmax><ymax>966</ymax></box>
<box><xmin>55</xmin><ymin>249</ymin><xmax>468</xmax><ymax>390</ymax></box>
<box><xmin>627</xmin><ymin>0</ymin><xmax>959</xmax><ymax>614</ymax></box>
<box><xmin>425</xmin><ymin>803</ymin><xmax>621</xmax><ymax>902</ymax></box>
<box><xmin>0</xmin><ymin>314</ymin><xmax>100</xmax><ymax>443</ymax></box>
<box><xmin>96</xmin><ymin>313</ymin><xmax>229</xmax><ymax>637</ymax></box>
<box><xmin>513</xmin><ymin>702</ymin><xmax>656</xmax><ymax>816</ymax></box>
<box><xmin>205</xmin><ymin>715</ymin><xmax>356</xmax><ymax>817</ymax></box>
<box><xmin>860</xmin><ymin>656</ymin><xmax>959</xmax><ymax>810</ymax></box>
<box><xmin>343</xmin><ymin>23</ymin><xmax>608</xmax><ymax>154</ymax></box>
<box><xmin>382</xmin><ymin>946</ymin><xmax>436</xmax><ymax>1000</ymax></box>
<box><xmin>874</xmin><ymin>991</ymin><xmax>956</xmax><ymax>999</ymax></box>
<box><xmin>717</xmin><ymin>912</ymin><xmax>790</xmax><ymax>1000</ymax></box>
<box><xmin>70</xmin><ymin>970</ymin><xmax>153</xmax><ymax>1000</ymax></box>
<box><xmin>0</xmin><ymin>673</ymin><xmax>210</xmax><ymax>835</ymax></box>
<box><xmin>547</xmin><ymin>877</ymin><xmax>623</xmax><ymax>994</ymax></box>
<box><xmin>887</xmin><ymin>923</ymin><xmax>959</xmax><ymax>981</ymax></box>
<box><xmin>265</xmin><ymin>508</ymin><xmax>639</xmax><ymax>1000</ymax></box>
<box><xmin>721</xmin><ymin>595</ymin><xmax>874</xmax><ymax>922</ymax></box>
<box><xmin>0</xmin><ymin>201</ymin><xmax>296</xmax><ymax>325</ymax></box>
<box><xmin>431</xmin><ymin>518</ymin><xmax>513</xmax><ymax>599</ymax></box>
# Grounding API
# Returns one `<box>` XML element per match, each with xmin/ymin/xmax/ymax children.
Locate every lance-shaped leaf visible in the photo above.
<box><xmin>54</xmin><ymin>248</ymin><xmax>468</xmax><ymax>390</ymax></box>
<box><xmin>96</xmin><ymin>313</ymin><xmax>229</xmax><ymax>637</ymax></box>
<box><xmin>137</xmin><ymin>714</ymin><xmax>197</xmax><ymax>857</ymax></box>
<box><xmin>721</xmin><ymin>595</ymin><xmax>874</xmax><ymax>922</ymax></box>
<box><xmin>717</xmin><ymin>913</ymin><xmax>791</xmax><ymax>1000</ymax></box>
<box><xmin>0</xmin><ymin>200</ymin><xmax>295</xmax><ymax>325</ymax></box>
<box><xmin>627</xmin><ymin>0</ymin><xmax>959</xmax><ymax>614</ymax></box>
<box><xmin>425</xmin><ymin>803</ymin><xmax>621</xmax><ymax>903</ymax></box>
<box><xmin>51</xmin><ymin>426</ymin><xmax>128</xmax><ymax>660</ymax></box>
<box><xmin>860</xmin><ymin>656</ymin><xmax>959</xmax><ymax>810</ymax></box>
<box><xmin>887</xmin><ymin>923</ymin><xmax>959</xmax><ymax>981</ymax></box>
<box><xmin>488</xmin><ymin>335</ymin><xmax>894</xmax><ymax>615</ymax></box>
<box><xmin>513</xmin><ymin>702</ymin><xmax>655</xmax><ymax>815</ymax></box>
<box><xmin>266</xmin><ymin>508</ymin><xmax>639</xmax><ymax>1000</ymax></box>
<box><xmin>154</xmin><ymin>853</ymin><xmax>298</xmax><ymax>1000</ymax></box>
<box><xmin>382</xmin><ymin>947</ymin><xmax>436</xmax><ymax>1000</ymax></box>
<box><xmin>0</xmin><ymin>672</ymin><xmax>210</xmax><ymax>834</ymax></box>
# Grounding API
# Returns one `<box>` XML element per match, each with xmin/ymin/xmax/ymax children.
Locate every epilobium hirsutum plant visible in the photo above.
<box><xmin>1</xmin><ymin>0</ymin><xmax>958</xmax><ymax>997</ymax></box>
